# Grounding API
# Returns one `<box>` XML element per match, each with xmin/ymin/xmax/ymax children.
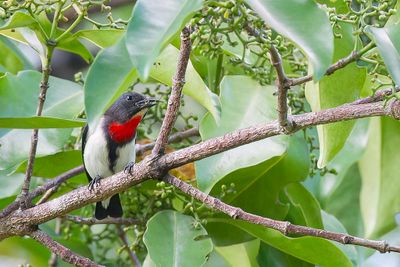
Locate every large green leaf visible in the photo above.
<box><xmin>84</xmin><ymin>37</ymin><xmax>137</xmax><ymax>127</ymax></box>
<box><xmin>0</xmin><ymin>38</ymin><xmax>24</xmax><ymax>74</ymax></box>
<box><xmin>366</xmin><ymin>24</ymin><xmax>400</xmax><ymax>86</ymax></box>
<box><xmin>206</xmin><ymin>135</ymin><xmax>309</xmax><ymax>246</ymax></box>
<box><xmin>359</xmin><ymin>117</ymin><xmax>400</xmax><ymax>239</ymax></box>
<box><xmin>211</xmin><ymin>239</ymin><xmax>260</xmax><ymax>267</ymax></box>
<box><xmin>126</xmin><ymin>0</ymin><xmax>202</xmax><ymax>79</ymax></box>
<box><xmin>196</xmin><ymin>76</ymin><xmax>287</xmax><ymax>193</ymax></box>
<box><xmin>305</xmin><ymin>23</ymin><xmax>366</xmax><ymax>167</ymax></box>
<box><xmin>245</xmin><ymin>0</ymin><xmax>333</xmax><ymax>79</ymax></box>
<box><xmin>68</xmin><ymin>29</ymin><xmax>125</xmax><ymax>48</ymax></box>
<box><xmin>0</xmin><ymin>71</ymin><xmax>83</xmax><ymax>169</ymax></box>
<box><xmin>143</xmin><ymin>210</ymin><xmax>213</xmax><ymax>267</ymax></box>
<box><xmin>222</xmin><ymin>220</ymin><xmax>352</xmax><ymax>267</ymax></box>
<box><xmin>150</xmin><ymin>45</ymin><xmax>220</xmax><ymax>122</ymax></box>
<box><xmin>0</xmin><ymin>117</ymin><xmax>85</xmax><ymax>129</ymax></box>
<box><xmin>257</xmin><ymin>242</ymin><xmax>313</xmax><ymax>267</ymax></box>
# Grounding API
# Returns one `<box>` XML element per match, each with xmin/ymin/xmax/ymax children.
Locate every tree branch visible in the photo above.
<box><xmin>1</xmin><ymin>99</ymin><xmax>399</xmax><ymax>238</ymax></box>
<box><xmin>20</xmin><ymin>45</ymin><xmax>56</xmax><ymax>208</ymax></box>
<box><xmin>64</xmin><ymin>215</ymin><xmax>142</xmax><ymax>225</ymax></box>
<box><xmin>117</xmin><ymin>225</ymin><xmax>142</xmax><ymax>267</ymax></box>
<box><xmin>152</xmin><ymin>27</ymin><xmax>192</xmax><ymax>156</ymax></box>
<box><xmin>163</xmin><ymin>174</ymin><xmax>400</xmax><ymax>253</ymax></box>
<box><xmin>136</xmin><ymin>127</ymin><xmax>199</xmax><ymax>156</ymax></box>
<box><xmin>269</xmin><ymin>45</ymin><xmax>292</xmax><ymax>131</ymax></box>
<box><xmin>30</xmin><ymin>230</ymin><xmax>103</xmax><ymax>267</ymax></box>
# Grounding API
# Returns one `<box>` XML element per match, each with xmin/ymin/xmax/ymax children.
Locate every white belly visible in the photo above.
<box><xmin>83</xmin><ymin>120</ymin><xmax>136</xmax><ymax>179</ymax></box>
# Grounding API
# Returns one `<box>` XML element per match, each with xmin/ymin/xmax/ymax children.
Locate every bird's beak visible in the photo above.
<box><xmin>136</xmin><ymin>97</ymin><xmax>160</xmax><ymax>109</ymax></box>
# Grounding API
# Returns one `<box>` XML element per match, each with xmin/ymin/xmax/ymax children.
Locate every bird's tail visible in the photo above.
<box><xmin>95</xmin><ymin>194</ymin><xmax>123</xmax><ymax>220</ymax></box>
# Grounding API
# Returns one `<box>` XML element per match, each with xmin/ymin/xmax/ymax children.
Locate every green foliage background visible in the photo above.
<box><xmin>0</xmin><ymin>0</ymin><xmax>400</xmax><ymax>266</ymax></box>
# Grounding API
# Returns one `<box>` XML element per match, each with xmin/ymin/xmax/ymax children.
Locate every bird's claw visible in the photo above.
<box><xmin>88</xmin><ymin>175</ymin><xmax>101</xmax><ymax>191</ymax></box>
<box><xmin>124</xmin><ymin>161</ymin><xmax>135</xmax><ymax>175</ymax></box>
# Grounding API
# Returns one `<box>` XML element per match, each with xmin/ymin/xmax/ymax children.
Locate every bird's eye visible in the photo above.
<box><xmin>126</xmin><ymin>95</ymin><xmax>133</xmax><ymax>101</ymax></box>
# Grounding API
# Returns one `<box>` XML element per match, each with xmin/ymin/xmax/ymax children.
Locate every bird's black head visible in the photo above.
<box><xmin>105</xmin><ymin>92</ymin><xmax>158</xmax><ymax>123</ymax></box>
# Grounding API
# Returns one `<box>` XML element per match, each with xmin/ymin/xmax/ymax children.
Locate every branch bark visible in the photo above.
<box><xmin>64</xmin><ymin>215</ymin><xmax>142</xmax><ymax>225</ymax></box>
<box><xmin>152</xmin><ymin>27</ymin><xmax>192</xmax><ymax>156</ymax></box>
<box><xmin>20</xmin><ymin>45</ymin><xmax>55</xmax><ymax>208</ymax></box>
<box><xmin>163</xmin><ymin>174</ymin><xmax>399</xmax><ymax>253</ymax></box>
<box><xmin>30</xmin><ymin>230</ymin><xmax>103</xmax><ymax>267</ymax></box>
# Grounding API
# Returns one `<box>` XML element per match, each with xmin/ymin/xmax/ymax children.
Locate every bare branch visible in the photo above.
<box><xmin>289</xmin><ymin>42</ymin><xmax>375</xmax><ymax>86</ymax></box>
<box><xmin>30</xmin><ymin>230</ymin><xmax>103</xmax><ymax>267</ymax></box>
<box><xmin>20</xmin><ymin>46</ymin><xmax>56</xmax><ymax>208</ymax></box>
<box><xmin>117</xmin><ymin>225</ymin><xmax>142</xmax><ymax>267</ymax></box>
<box><xmin>64</xmin><ymin>215</ymin><xmax>142</xmax><ymax>225</ymax></box>
<box><xmin>2</xmin><ymin>99</ymin><xmax>399</xmax><ymax>234</ymax></box>
<box><xmin>163</xmin><ymin>174</ymin><xmax>400</xmax><ymax>253</ymax></box>
<box><xmin>269</xmin><ymin>45</ymin><xmax>292</xmax><ymax>131</ymax></box>
<box><xmin>152</xmin><ymin>27</ymin><xmax>192</xmax><ymax>156</ymax></box>
<box><xmin>136</xmin><ymin>127</ymin><xmax>199</xmax><ymax>156</ymax></box>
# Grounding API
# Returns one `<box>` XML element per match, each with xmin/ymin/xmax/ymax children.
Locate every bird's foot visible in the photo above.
<box><xmin>124</xmin><ymin>161</ymin><xmax>135</xmax><ymax>175</ymax></box>
<box><xmin>88</xmin><ymin>175</ymin><xmax>102</xmax><ymax>191</ymax></box>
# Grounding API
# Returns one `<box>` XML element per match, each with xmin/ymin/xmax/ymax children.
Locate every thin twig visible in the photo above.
<box><xmin>269</xmin><ymin>45</ymin><xmax>293</xmax><ymax>131</ymax></box>
<box><xmin>49</xmin><ymin>218</ymin><xmax>62</xmax><ymax>267</ymax></box>
<box><xmin>117</xmin><ymin>225</ymin><xmax>142</xmax><ymax>267</ymax></box>
<box><xmin>163</xmin><ymin>174</ymin><xmax>400</xmax><ymax>253</ymax></box>
<box><xmin>152</xmin><ymin>26</ymin><xmax>192</xmax><ymax>156</ymax></box>
<box><xmin>20</xmin><ymin>45</ymin><xmax>55</xmax><ymax>209</ymax></box>
<box><xmin>289</xmin><ymin>42</ymin><xmax>375</xmax><ymax>86</ymax></box>
<box><xmin>30</xmin><ymin>230</ymin><xmax>103</xmax><ymax>267</ymax></box>
<box><xmin>136</xmin><ymin>127</ymin><xmax>199</xmax><ymax>156</ymax></box>
<box><xmin>64</xmin><ymin>215</ymin><xmax>142</xmax><ymax>225</ymax></box>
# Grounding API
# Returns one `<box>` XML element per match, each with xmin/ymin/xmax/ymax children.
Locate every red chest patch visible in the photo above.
<box><xmin>108</xmin><ymin>115</ymin><xmax>142</xmax><ymax>143</ymax></box>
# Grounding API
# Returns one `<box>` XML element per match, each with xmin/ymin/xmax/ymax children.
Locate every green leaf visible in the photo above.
<box><xmin>245</xmin><ymin>0</ymin><xmax>333</xmax><ymax>79</ymax></box>
<box><xmin>359</xmin><ymin>117</ymin><xmax>400</xmax><ymax>238</ymax></box>
<box><xmin>150</xmin><ymin>45</ymin><xmax>221</xmax><ymax>122</ymax></box>
<box><xmin>305</xmin><ymin>23</ymin><xmax>366</xmax><ymax>167</ymax></box>
<box><xmin>366</xmin><ymin>24</ymin><xmax>400</xmax><ymax>86</ymax></box>
<box><xmin>0</xmin><ymin>116</ymin><xmax>85</xmax><ymax>129</ymax></box>
<box><xmin>213</xmin><ymin>239</ymin><xmax>260</xmax><ymax>267</ymax></box>
<box><xmin>196</xmin><ymin>76</ymin><xmax>287</xmax><ymax>193</ymax></box>
<box><xmin>70</xmin><ymin>29</ymin><xmax>125</xmax><ymax>48</ymax></box>
<box><xmin>0</xmin><ymin>38</ymin><xmax>24</xmax><ymax>74</ymax></box>
<box><xmin>0</xmin><ymin>71</ymin><xmax>83</xmax><ymax>169</ymax></box>
<box><xmin>0</xmin><ymin>11</ymin><xmax>37</xmax><ymax>30</ymax></box>
<box><xmin>126</xmin><ymin>0</ymin><xmax>202</xmax><ymax>79</ymax></box>
<box><xmin>257</xmin><ymin>242</ymin><xmax>313</xmax><ymax>267</ymax></box>
<box><xmin>222</xmin><ymin>220</ymin><xmax>353</xmax><ymax>267</ymax></box>
<box><xmin>84</xmin><ymin>37</ymin><xmax>138</xmax><ymax>127</ymax></box>
<box><xmin>143</xmin><ymin>210</ymin><xmax>213</xmax><ymax>267</ymax></box>
<box><xmin>206</xmin><ymin>135</ymin><xmax>309</xmax><ymax>246</ymax></box>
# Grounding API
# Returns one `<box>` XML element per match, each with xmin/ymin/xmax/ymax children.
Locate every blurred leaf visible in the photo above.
<box><xmin>15</xmin><ymin>150</ymin><xmax>84</xmax><ymax>179</ymax></box>
<box><xmin>0</xmin><ymin>71</ymin><xmax>83</xmax><ymax>169</ymax></box>
<box><xmin>221</xmin><ymin>219</ymin><xmax>353</xmax><ymax>267</ymax></box>
<box><xmin>359</xmin><ymin>117</ymin><xmax>400</xmax><ymax>238</ymax></box>
<box><xmin>0</xmin><ymin>236</ymin><xmax>50</xmax><ymax>266</ymax></box>
<box><xmin>213</xmin><ymin>239</ymin><xmax>260</xmax><ymax>267</ymax></box>
<box><xmin>196</xmin><ymin>76</ymin><xmax>287</xmax><ymax>193</ymax></box>
<box><xmin>0</xmin><ymin>195</ymin><xmax>16</xmax><ymax>210</ymax></box>
<box><xmin>126</xmin><ymin>0</ymin><xmax>202</xmax><ymax>79</ymax></box>
<box><xmin>305</xmin><ymin>23</ymin><xmax>366</xmax><ymax>167</ymax></box>
<box><xmin>0</xmin><ymin>11</ymin><xmax>37</xmax><ymax>30</ymax></box>
<box><xmin>257</xmin><ymin>242</ymin><xmax>313</xmax><ymax>267</ymax></box>
<box><xmin>0</xmin><ymin>117</ymin><xmax>85</xmax><ymax>129</ymax></box>
<box><xmin>150</xmin><ymin>45</ymin><xmax>221</xmax><ymax>122</ymax></box>
<box><xmin>245</xmin><ymin>0</ymin><xmax>333</xmax><ymax>79</ymax></box>
<box><xmin>84</xmin><ymin>37</ymin><xmax>138</xmax><ymax>127</ymax></box>
<box><xmin>0</xmin><ymin>38</ymin><xmax>24</xmax><ymax>73</ymax></box>
<box><xmin>144</xmin><ymin>210</ymin><xmax>213</xmax><ymax>267</ymax></box>
<box><xmin>69</xmin><ymin>29</ymin><xmax>125</xmax><ymax>48</ymax></box>
<box><xmin>366</xmin><ymin>24</ymin><xmax>400</xmax><ymax>86</ymax></box>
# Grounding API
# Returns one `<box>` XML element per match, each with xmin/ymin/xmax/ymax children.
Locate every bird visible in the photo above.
<box><xmin>82</xmin><ymin>92</ymin><xmax>158</xmax><ymax>220</ymax></box>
